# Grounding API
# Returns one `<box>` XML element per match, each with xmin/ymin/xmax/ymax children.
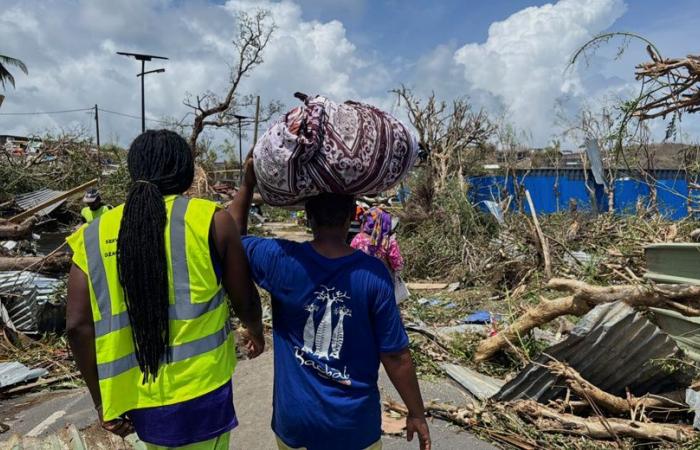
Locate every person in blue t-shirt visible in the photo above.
<box><xmin>229</xmin><ymin>159</ymin><xmax>431</xmax><ymax>450</ymax></box>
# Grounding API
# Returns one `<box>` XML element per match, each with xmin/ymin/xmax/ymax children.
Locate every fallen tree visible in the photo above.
<box><xmin>511</xmin><ymin>399</ymin><xmax>694</xmax><ymax>443</ymax></box>
<box><xmin>0</xmin><ymin>217</ymin><xmax>36</xmax><ymax>240</ymax></box>
<box><xmin>0</xmin><ymin>253</ymin><xmax>71</xmax><ymax>273</ymax></box>
<box><xmin>474</xmin><ymin>278</ymin><xmax>700</xmax><ymax>362</ymax></box>
<box><xmin>546</xmin><ymin>361</ymin><xmax>687</xmax><ymax>419</ymax></box>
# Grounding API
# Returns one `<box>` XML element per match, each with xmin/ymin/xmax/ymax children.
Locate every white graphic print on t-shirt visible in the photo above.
<box><xmin>294</xmin><ymin>286</ymin><xmax>353</xmax><ymax>385</ymax></box>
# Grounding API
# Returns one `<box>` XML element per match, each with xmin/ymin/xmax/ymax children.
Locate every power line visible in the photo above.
<box><xmin>97</xmin><ymin>107</ymin><xmax>175</xmax><ymax>125</ymax></box>
<box><xmin>0</xmin><ymin>107</ymin><xmax>93</xmax><ymax>116</ymax></box>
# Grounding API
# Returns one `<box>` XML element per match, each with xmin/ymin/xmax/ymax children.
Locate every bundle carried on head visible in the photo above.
<box><xmin>253</xmin><ymin>93</ymin><xmax>418</xmax><ymax>206</ymax></box>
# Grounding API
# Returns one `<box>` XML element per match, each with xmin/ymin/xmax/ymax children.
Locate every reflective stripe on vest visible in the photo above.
<box><xmin>97</xmin><ymin>322</ymin><xmax>231</xmax><ymax>379</ymax></box>
<box><xmin>85</xmin><ymin>196</ymin><xmax>227</xmax><ymax>379</ymax></box>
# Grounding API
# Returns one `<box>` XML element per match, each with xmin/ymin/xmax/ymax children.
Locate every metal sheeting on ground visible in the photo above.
<box><xmin>0</xmin><ymin>271</ymin><xmax>64</xmax><ymax>334</ymax></box>
<box><xmin>13</xmin><ymin>188</ymin><xmax>66</xmax><ymax>217</ymax></box>
<box><xmin>0</xmin><ymin>362</ymin><xmax>48</xmax><ymax>389</ymax></box>
<box><xmin>495</xmin><ymin>302</ymin><xmax>686</xmax><ymax>402</ymax></box>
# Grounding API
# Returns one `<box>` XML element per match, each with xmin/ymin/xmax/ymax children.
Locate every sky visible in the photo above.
<box><xmin>1</xmin><ymin>0</ymin><xmax>699</xmax><ymax>152</ymax></box>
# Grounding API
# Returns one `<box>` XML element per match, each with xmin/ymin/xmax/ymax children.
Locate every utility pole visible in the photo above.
<box><xmin>116</xmin><ymin>52</ymin><xmax>168</xmax><ymax>133</ymax></box>
<box><xmin>94</xmin><ymin>104</ymin><xmax>101</xmax><ymax>181</ymax></box>
<box><xmin>253</xmin><ymin>96</ymin><xmax>261</xmax><ymax>146</ymax></box>
<box><xmin>233</xmin><ymin>114</ymin><xmax>251</xmax><ymax>182</ymax></box>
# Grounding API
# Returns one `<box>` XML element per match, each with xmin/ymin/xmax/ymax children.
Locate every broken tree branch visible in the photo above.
<box><xmin>525</xmin><ymin>190</ymin><xmax>552</xmax><ymax>279</ymax></box>
<box><xmin>511</xmin><ymin>400</ymin><xmax>693</xmax><ymax>442</ymax></box>
<box><xmin>546</xmin><ymin>362</ymin><xmax>688</xmax><ymax>418</ymax></box>
<box><xmin>474</xmin><ymin>295</ymin><xmax>590</xmax><ymax>363</ymax></box>
<box><xmin>0</xmin><ymin>253</ymin><xmax>71</xmax><ymax>273</ymax></box>
<box><xmin>475</xmin><ymin>278</ymin><xmax>700</xmax><ymax>362</ymax></box>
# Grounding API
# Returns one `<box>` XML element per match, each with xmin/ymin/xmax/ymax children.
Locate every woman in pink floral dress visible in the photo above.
<box><xmin>350</xmin><ymin>207</ymin><xmax>409</xmax><ymax>302</ymax></box>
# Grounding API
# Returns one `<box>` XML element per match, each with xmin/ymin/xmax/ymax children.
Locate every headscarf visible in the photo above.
<box><xmin>361</xmin><ymin>207</ymin><xmax>392</xmax><ymax>257</ymax></box>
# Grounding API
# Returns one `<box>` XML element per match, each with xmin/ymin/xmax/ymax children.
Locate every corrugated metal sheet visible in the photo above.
<box><xmin>14</xmin><ymin>188</ymin><xmax>66</xmax><ymax>217</ymax></box>
<box><xmin>495</xmin><ymin>302</ymin><xmax>686</xmax><ymax>402</ymax></box>
<box><xmin>0</xmin><ymin>271</ymin><xmax>63</xmax><ymax>334</ymax></box>
<box><xmin>0</xmin><ymin>361</ymin><xmax>48</xmax><ymax>388</ymax></box>
<box><xmin>644</xmin><ymin>243</ymin><xmax>700</xmax><ymax>363</ymax></box>
<box><xmin>645</xmin><ymin>243</ymin><xmax>700</xmax><ymax>285</ymax></box>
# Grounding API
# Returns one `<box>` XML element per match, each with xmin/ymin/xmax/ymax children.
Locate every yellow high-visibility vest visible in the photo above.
<box><xmin>67</xmin><ymin>195</ymin><xmax>236</xmax><ymax>421</ymax></box>
<box><xmin>81</xmin><ymin>205</ymin><xmax>111</xmax><ymax>223</ymax></box>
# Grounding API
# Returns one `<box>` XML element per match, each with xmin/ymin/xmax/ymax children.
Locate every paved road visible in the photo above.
<box><xmin>2</xmin><ymin>350</ymin><xmax>495</xmax><ymax>449</ymax></box>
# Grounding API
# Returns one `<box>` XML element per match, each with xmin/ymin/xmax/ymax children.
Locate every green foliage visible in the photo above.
<box><xmin>100</xmin><ymin>164</ymin><xmax>130</xmax><ymax>206</ymax></box>
<box><xmin>399</xmin><ymin>172</ymin><xmax>498</xmax><ymax>280</ymax></box>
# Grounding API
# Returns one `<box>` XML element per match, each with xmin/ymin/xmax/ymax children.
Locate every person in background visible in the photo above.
<box><xmin>81</xmin><ymin>188</ymin><xmax>111</xmax><ymax>223</ymax></box>
<box><xmin>229</xmin><ymin>158</ymin><xmax>430</xmax><ymax>450</ymax></box>
<box><xmin>66</xmin><ymin>130</ymin><xmax>264</xmax><ymax>449</ymax></box>
<box><xmin>350</xmin><ymin>207</ymin><xmax>408</xmax><ymax>303</ymax></box>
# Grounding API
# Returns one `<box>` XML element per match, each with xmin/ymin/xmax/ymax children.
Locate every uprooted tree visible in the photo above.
<box><xmin>185</xmin><ymin>9</ymin><xmax>281</xmax><ymax>158</ymax></box>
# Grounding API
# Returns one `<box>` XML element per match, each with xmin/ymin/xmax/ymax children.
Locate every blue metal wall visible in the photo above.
<box><xmin>469</xmin><ymin>169</ymin><xmax>691</xmax><ymax>220</ymax></box>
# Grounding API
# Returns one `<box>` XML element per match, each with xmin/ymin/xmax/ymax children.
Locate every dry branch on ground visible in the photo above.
<box><xmin>474</xmin><ymin>278</ymin><xmax>700</xmax><ymax>362</ymax></box>
<box><xmin>511</xmin><ymin>400</ymin><xmax>694</xmax><ymax>442</ymax></box>
<box><xmin>546</xmin><ymin>361</ymin><xmax>687</xmax><ymax>419</ymax></box>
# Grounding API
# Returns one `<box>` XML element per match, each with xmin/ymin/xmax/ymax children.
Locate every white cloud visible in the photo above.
<box><xmin>453</xmin><ymin>0</ymin><xmax>627</xmax><ymax>145</ymax></box>
<box><xmin>0</xmin><ymin>0</ymin><xmax>381</xmax><ymax>148</ymax></box>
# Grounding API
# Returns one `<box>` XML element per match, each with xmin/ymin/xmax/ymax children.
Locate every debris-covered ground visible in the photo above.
<box><xmin>3</xmin><ymin>144</ymin><xmax>700</xmax><ymax>449</ymax></box>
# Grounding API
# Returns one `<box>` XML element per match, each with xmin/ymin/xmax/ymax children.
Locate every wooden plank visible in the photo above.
<box><xmin>525</xmin><ymin>190</ymin><xmax>552</xmax><ymax>279</ymax></box>
<box><xmin>1</xmin><ymin>372</ymin><xmax>79</xmax><ymax>397</ymax></box>
<box><xmin>9</xmin><ymin>179</ymin><xmax>98</xmax><ymax>223</ymax></box>
<box><xmin>441</xmin><ymin>363</ymin><xmax>505</xmax><ymax>401</ymax></box>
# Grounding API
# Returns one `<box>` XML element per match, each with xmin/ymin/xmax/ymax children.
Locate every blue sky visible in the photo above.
<box><xmin>1</xmin><ymin>0</ymin><xmax>698</xmax><ymax>149</ymax></box>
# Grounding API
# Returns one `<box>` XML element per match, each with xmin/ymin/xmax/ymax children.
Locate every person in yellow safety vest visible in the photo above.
<box><xmin>65</xmin><ymin>130</ymin><xmax>264</xmax><ymax>449</ymax></box>
<box><xmin>80</xmin><ymin>189</ymin><xmax>112</xmax><ymax>223</ymax></box>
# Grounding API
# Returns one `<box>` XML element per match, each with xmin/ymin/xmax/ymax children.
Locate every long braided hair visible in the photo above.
<box><xmin>117</xmin><ymin>130</ymin><xmax>194</xmax><ymax>383</ymax></box>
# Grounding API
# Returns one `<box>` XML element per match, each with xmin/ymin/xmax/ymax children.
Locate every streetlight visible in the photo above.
<box><xmin>116</xmin><ymin>51</ymin><xmax>168</xmax><ymax>133</ymax></box>
<box><xmin>233</xmin><ymin>114</ymin><xmax>251</xmax><ymax>182</ymax></box>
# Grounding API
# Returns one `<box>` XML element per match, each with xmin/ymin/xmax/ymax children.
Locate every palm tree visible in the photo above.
<box><xmin>0</xmin><ymin>54</ymin><xmax>28</xmax><ymax>90</ymax></box>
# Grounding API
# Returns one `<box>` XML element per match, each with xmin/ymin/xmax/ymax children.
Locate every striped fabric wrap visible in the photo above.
<box><xmin>253</xmin><ymin>93</ymin><xmax>419</xmax><ymax>206</ymax></box>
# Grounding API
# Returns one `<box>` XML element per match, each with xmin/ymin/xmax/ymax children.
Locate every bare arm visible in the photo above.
<box><xmin>67</xmin><ymin>265</ymin><xmax>134</xmax><ymax>436</ymax></box>
<box><xmin>381</xmin><ymin>349</ymin><xmax>431</xmax><ymax>450</ymax></box>
<box><xmin>211</xmin><ymin>209</ymin><xmax>264</xmax><ymax>353</ymax></box>
<box><xmin>66</xmin><ymin>264</ymin><xmax>101</xmax><ymax>406</ymax></box>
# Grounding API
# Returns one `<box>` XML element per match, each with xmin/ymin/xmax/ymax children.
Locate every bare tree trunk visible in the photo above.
<box><xmin>547</xmin><ymin>362</ymin><xmax>688</xmax><ymax>417</ymax></box>
<box><xmin>511</xmin><ymin>400</ymin><xmax>694</xmax><ymax>442</ymax></box>
<box><xmin>474</xmin><ymin>295</ymin><xmax>590</xmax><ymax>363</ymax></box>
<box><xmin>0</xmin><ymin>217</ymin><xmax>36</xmax><ymax>240</ymax></box>
<box><xmin>0</xmin><ymin>253</ymin><xmax>71</xmax><ymax>273</ymax></box>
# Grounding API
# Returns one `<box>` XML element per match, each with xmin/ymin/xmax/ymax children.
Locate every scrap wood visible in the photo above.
<box><xmin>0</xmin><ymin>252</ymin><xmax>71</xmax><ymax>273</ymax></box>
<box><xmin>0</xmin><ymin>217</ymin><xmax>37</xmax><ymax>240</ymax></box>
<box><xmin>0</xmin><ymin>372</ymin><xmax>79</xmax><ymax>397</ymax></box>
<box><xmin>525</xmin><ymin>190</ymin><xmax>552</xmax><ymax>279</ymax></box>
<box><xmin>510</xmin><ymin>400</ymin><xmax>694</xmax><ymax>442</ymax></box>
<box><xmin>546</xmin><ymin>361</ymin><xmax>688</xmax><ymax>419</ymax></box>
<box><xmin>9</xmin><ymin>179</ymin><xmax>97</xmax><ymax>223</ymax></box>
<box><xmin>384</xmin><ymin>399</ymin><xmax>477</xmax><ymax>428</ymax></box>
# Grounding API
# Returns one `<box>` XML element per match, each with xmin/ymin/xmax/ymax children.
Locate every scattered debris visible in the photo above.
<box><xmin>496</xmin><ymin>302</ymin><xmax>687</xmax><ymax>403</ymax></box>
<box><xmin>381</xmin><ymin>410</ymin><xmax>405</xmax><ymax>435</ymax></box>
<box><xmin>441</xmin><ymin>363</ymin><xmax>504</xmax><ymax>401</ymax></box>
<box><xmin>0</xmin><ymin>361</ymin><xmax>48</xmax><ymax>389</ymax></box>
<box><xmin>0</xmin><ymin>271</ymin><xmax>65</xmax><ymax>334</ymax></box>
<box><xmin>406</xmin><ymin>282</ymin><xmax>448</xmax><ymax>290</ymax></box>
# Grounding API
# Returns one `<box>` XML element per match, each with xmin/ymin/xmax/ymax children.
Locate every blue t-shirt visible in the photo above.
<box><xmin>242</xmin><ymin>237</ymin><xmax>409</xmax><ymax>450</ymax></box>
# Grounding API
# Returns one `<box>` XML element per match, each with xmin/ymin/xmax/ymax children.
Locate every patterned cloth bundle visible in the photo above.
<box><xmin>253</xmin><ymin>93</ymin><xmax>418</xmax><ymax>206</ymax></box>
